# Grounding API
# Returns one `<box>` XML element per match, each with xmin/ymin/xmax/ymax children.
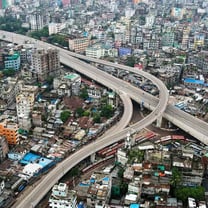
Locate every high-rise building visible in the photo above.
<box><xmin>16</xmin><ymin>89</ymin><xmax>36</xmax><ymax>131</ymax></box>
<box><xmin>29</xmin><ymin>10</ymin><xmax>50</xmax><ymax>31</ymax></box>
<box><xmin>31</xmin><ymin>48</ymin><xmax>60</xmax><ymax>82</ymax></box>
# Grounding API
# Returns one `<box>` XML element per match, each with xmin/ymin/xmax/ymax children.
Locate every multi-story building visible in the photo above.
<box><xmin>188</xmin><ymin>51</ymin><xmax>208</xmax><ymax>74</ymax></box>
<box><xmin>162</xmin><ymin>32</ymin><xmax>175</xmax><ymax>47</ymax></box>
<box><xmin>68</xmin><ymin>37</ymin><xmax>90</xmax><ymax>53</ymax></box>
<box><xmin>0</xmin><ymin>77</ymin><xmax>22</xmax><ymax>107</ymax></box>
<box><xmin>0</xmin><ymin>136</ymin><xmax>9</xmax><ymax>162</ymax></box>
<box><xmin>49</xmin><ymin>183</ymin><xmax>77</xmax><ymax>208</ymax></box>
<box><xmin>31</xmin><ymin>48</ymin><xmax>60</xmax><ymax>82</ymax></box>
<box><xmin>181</xmin><ymin>27</ymin><xmax>190</xmax><ymax>50</ymax></box>
<box><xmin>16</xmin><ymin>91</ymin><xmax>35</xmax><ymax>131</ymax></box>
<box><xmin>29</xmin><ymin>10</ymin><xmax>49</xmax><ymax>31</ymax></box>
<box><xmin>194</xmin><ymin>33</ymin><xmax>205</xmax><ymax>49</ymax></box>
<box><xmin>87</xmin><ymin>173</ymin><xmax>112</xmax><ymax>207</ymax></box>
<box><xmin>171</xmin><ymin>7</ymin><xmax>185</xmax><ymax>20</ymax></box>
<box><xmin>0</xmin><ymin>120</ymin><xmax>19</xmax><ymax>145</ymax></box>
<box><xmin>4</xmin><ymin>51</ymin><xmax>21</xmax><ymax>70</ymax></box>
<box><xmin>48</xmin><ymin>23</ymin><xmax>66</xmax><ymax>35</ymax></box>
<box><xmin>86</xmin><ymin>44</ymin><xmax>105</xmax><ymax>59</ymax></box>
<box><xmin>53</xmin><ymin>73</ymin><xmax>81</xmax><ymax>96</ymax></box>
<box><xmin>157</xmin><ymin>65</ymin><xmax>181</xmax><ymax>88</ymax></box>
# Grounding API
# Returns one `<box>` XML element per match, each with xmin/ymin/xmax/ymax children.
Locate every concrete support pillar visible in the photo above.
<box><xmin>156</xmin><ymin>115</ymin><xmax>163</xmax><ymax>128</ymax></box>
<box><xmin>90</xmin><ymin>153</ymin><xmax>96</xmax><ymax>163</ymax></box>
<box><xmin>142</xmin><ymin>76</ymin><xmax>146</xmax><ymax>84</ymax></box>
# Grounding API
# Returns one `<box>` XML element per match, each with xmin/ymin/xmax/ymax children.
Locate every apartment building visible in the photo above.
<box><xmin>87</xmin><ymin>173</ymin><xmax>112</xmax><ymax>207</ymax></box>
<box><xmin>0</xmin><ymin>120</ymin><xmax>19</xmax><ymax>145</ymax></box>
<box><xmin>0</xmin><ymin>77</ymin><xmax>22</xmax><ymax>107</ymax></box>
<box><xmin>16</xmin><ymin>92</ymin><xmax>35</xmax><ymax>130</ymax></box>
<box><xmin>4</xmin><ymin>51</ymin><xmax>21</xmax><ymax>70</ymax></box>
<box><xmin>53</xmin><ymin>73</ymin><xmax>81</xmax><ymax>96</ymax></box>
<box><xmin>29</xmin><ymin>10</ymin><xmax>49</xmax><ymax>31</ymax></box>
<box><xmin>48</xmin><ymin>22</ymin><xmax>66</xmax><ymax>35</ymax></box>
<box><xmin>49</xmin><ymin>183</ymin><xmax>77</xmax><ymax>208</ymax></box>
<box><xmin>86</xmin><ymin>44</ymin><xmax>105</xmax><ymax>59</ymax></box>
<box><xmin>31</xmin><ymin>48</ymin><xmax>60</xmax><ymax>82</ymax></box>
<box><xmin>68</xmin><ymin>37</ymin><xmax>90</xmax><ymax>53</ymax></box>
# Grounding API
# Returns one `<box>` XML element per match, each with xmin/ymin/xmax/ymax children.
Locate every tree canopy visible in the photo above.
<box><xmin>29</xmin><ymin>26</ymin><xmax>49</xmax><ymax>39</ymax></box>
<box><xmin>170</xmin><ymin>167</ymin><xmax>182</xmax><ymax>188</ymax></box>
<box><xmin>100</xmin><ymin>104</ymin><xmax>114</xmax><ymax>118</ymax></box>
<box><xmin>175</xmin><ymin>186</ymin><xmax>205</xmax><ymax>205</ymax></box>
<box><xmin>0</xmin><ymin>15</ymin><xmax>28</xmax><ymax>34</ymax></box>
<box><xmin>3</xmin><ymin>68</ymin><xmax>16</xmax><ymax>77</ymax></box>
<box><xmin>79</xmin><ymin>88</ymin><xmax>89</xmax><ymax>100</ymax></box>
<box><xmin>60</xmin><ymin>110</ymin><xmax>71</xmax><ymax>123</ymax></box>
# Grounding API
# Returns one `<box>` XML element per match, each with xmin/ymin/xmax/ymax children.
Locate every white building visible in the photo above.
<box><xmin>48</xmin><ymin>23</ymin><xmax>66</xmax><ymax>35</ymax></box>
<box><xmin>145</xmin><ymin>14</ymin><xmax>155</xmax><ymax>28</ymax></box>
<box><xmin>49</xmin><ymin>183</ymin><xmax>77</xmax><ymax>208</ymax></box>
<box><xmin>29</xmin><ymin>10</ymin><xmax>49</xmax><ymax>31</ymax></box>
<box><xmin>117</xmin><ymin>149</ymin><xmax>128</xmax><ymax>166</ymax></box>
<box><xmin>22</xmin><ymin>163</ymin><xmax>42</xmax><ymax>180</ymax></box>
<box><xmin>86</xmin><ymin>44</ymin><xmax>105</xmax><ymax>59</ymax></box>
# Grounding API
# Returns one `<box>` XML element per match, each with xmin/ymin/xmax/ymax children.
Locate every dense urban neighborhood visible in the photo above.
<box><xmin>1</xmin><ymin>0</ymin><xmax>208</xmax><ymax>208</ymax></box>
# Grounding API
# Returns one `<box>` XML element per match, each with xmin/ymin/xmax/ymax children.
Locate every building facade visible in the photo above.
<box><xmin>31</xmin><ymin>48</ymin><xmax>60</xmax><ymax>82</ymax></box>
<box><xmin>0</xmin><ymin>136</ymin><xmax>9</xmax><ymax>162</ymax></box>
<box><xmin>4</xmin><ymin>51</ymin><xmax>21</xmax><ymax>70</ymax></box>
<box><xmin>49</xmin><ymin>183</ymin><xmax>77</xmax><ymax>208</ymax></box>
<box><xmin>68</xmin><ymin>37</ymin><xmax>90</xmax><ymax>53</ymax></box>
<box><xmin>0</xmin><ymin>120</ymin><xmax>19</xmax><ymax>145</ymax></box>
<box><xmin>53</xmin><ymin>73</ymin><xmax>81</xmax><ymax>96</ymax></box>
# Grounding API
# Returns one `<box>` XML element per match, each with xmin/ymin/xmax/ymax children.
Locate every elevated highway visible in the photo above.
<box><xmin>64</xmin><ymin>50</ymin><xmax>208</xmax><ymax>144</ymax></box>
<box><xmin>0</xmin><ymin>31</ymin><xmax>169</xmax><ymax>208</ymax></box>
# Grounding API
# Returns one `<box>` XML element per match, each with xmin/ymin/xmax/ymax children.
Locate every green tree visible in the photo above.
<box><xmin>175</xmin><ymin>186</ymin><xmax>205</xmax><ymax>205</ymax></box>
<box><xmin>126</xmin><ymin>56</ymin><xmax>136</xmax><ymax>67</ymax></box>
<box><xmin>29</xmin><ymin>26</ymin><xmax>49</xmax><ymax>40</ymax></box>
<box><xmin>79</xmin><ymin>88</ymin><xmax>88</xmax><ymax>100</ymax></box>
<box><xmin>128</xmin><ymin>149</ymin><xmax>144</xmax><ymax>164</ymax></box>
<box><xmin>3</xmin><ymin>68</ymin><xmax>16</xmax><ymax>77</ymax></box>
<box><xmin>48</xmin><ymin>34</ymin><xmax>68</xmax><ymax>47</ymax></box>
<box><xmin>76</xmin><ymin>107</ymin><xmax>84</xmax><ymax>117</ymax></box>
<box><xmin>60</xmin><ymin>110</ymin><xmax>71</xmax><ymax>123</ymax></box>
<box><xmin>100</xmin><ymin>104</ymin><xmax>114</xmax><ymax>118</ymax></box>
<box><xmin>83</xmin><ymin>110</ymin><xmax>90</xmax><ymax>117</ymax></box>
<box><xmin>93</xmin><ymin>113</ymin><xmax>101</xmax><ymax>123</ymax></box>
<box><xmin>68</xmin><ymin>166</ymin><xmax>80</xmax><ymax>177</ymax></box>
<box><xmin>117</xmin><ymin>167</ymin><xmax>124</xmax><ymax>178</ymax></box>
<box><xmin>170</xmin><ymin>167</ymin><xmax>182</xmax><ymax>188</ymax></box>
<box><xmin>0</xmin><ymin>15</ymin><xmax>28</xmax><ymax>33</ymax></box>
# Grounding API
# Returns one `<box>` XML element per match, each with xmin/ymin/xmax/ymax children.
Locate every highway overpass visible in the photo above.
<box><xmin>0</xmin><ymin>31</ymin><xmax>169</xmax><ymax>208</ymax></box>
